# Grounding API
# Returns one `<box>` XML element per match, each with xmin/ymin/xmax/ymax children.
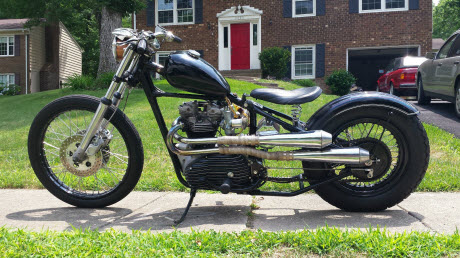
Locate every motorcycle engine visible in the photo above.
<box><xmin>177</xmin><ymin>101</ymin><xmax>256</xmax><ymax>192</ymax></box>
<box><xmin>179</xmin><ymin>101</ymin><xmax>223</xmax><ymax>138</ymax></box>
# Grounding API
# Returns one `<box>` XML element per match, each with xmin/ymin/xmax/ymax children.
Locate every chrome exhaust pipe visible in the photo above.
<box><xmin>167</xmin><ymin>124</ymin><xmax>370</xmax><ymax>165</ymax></box>
<box><xmin>173</xmin><ymin>125</ymin><xmax>332</xmax><ymax>149</ymax></box>
<box><xmin>219</xmin><ymin>146</ymin><xmax>370</xmax><ymax>165</ymax></box>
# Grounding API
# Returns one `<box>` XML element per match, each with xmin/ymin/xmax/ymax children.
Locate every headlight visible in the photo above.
<box><xmin>112</xmin><ymin>37</ymin><xmax>128</xmax><ymax>62</ymax></box>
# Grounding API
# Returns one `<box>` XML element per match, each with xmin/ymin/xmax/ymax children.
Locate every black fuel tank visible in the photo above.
<box><xmin>163</xmin><ymin>51</ymin><xmax>230</xmax><ymax>96</ymax></box>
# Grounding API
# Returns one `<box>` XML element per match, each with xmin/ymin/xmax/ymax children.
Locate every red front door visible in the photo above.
<box><xmin>231</xmin><ymin>23</ymin><xmax>250</xmax><ymax>70</ymax></box>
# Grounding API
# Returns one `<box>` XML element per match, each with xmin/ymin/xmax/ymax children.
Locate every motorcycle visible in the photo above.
<box><xmin>28</xmin><ymin>26</ymin><xmax>430</xmax><ymax>224</ymax></box>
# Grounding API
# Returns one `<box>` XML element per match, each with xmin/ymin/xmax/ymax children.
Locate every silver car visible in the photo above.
<box><xmin>417</xmin><ymin>29</ymin><xmax>460</xmax><ymax>118</ymax></box>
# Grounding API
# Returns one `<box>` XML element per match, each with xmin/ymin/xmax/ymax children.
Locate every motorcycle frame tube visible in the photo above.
<box><xmin>135</xmin><ymin>55</ymin><xmax>348</xmax><ymax>195</ymax></box>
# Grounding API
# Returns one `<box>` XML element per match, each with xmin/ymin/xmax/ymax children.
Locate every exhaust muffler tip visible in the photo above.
<box><xmin>319</xmin><ymin>131</ymin><xmax>333</xmax><ymax>148</ymax></box>
<box><xmin>359</xmin><ymin>148</ymin><xmax>371</xmax><ymax>164</ymax></box>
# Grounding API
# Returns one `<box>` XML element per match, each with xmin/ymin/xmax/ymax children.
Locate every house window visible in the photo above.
<box><xmin>0</xmin><ymin>74</ymin><xmax>15</xmax><ymax>87</ymax></box>
<box><xmin>253</xmin><ymin>24</ymin><xmax>258</xmax><ymax>46</ymax></box>
<box><xmin>157</xmin><ymin>0</ymin><xmax>194</xmax><ymax>25</ymax></box>
<box><xmin>293</xmin><ymin>0</ymin><xmax>316</xmax><ymax>17</ymax></box>
<box><xmin>224</xmin><ymin>27</ymin><xmax>229</xmax><ymax>48</ymax></box>
<box><xmin>360</xmin><ymin>0</ymin><xmax>408</xmax><ymax>12</ymax></box>
<box><xmin>292</xmin><ymin>46</ymin><xmax>315</xmax><ymax>79</ymax></box>
<box><xmin>0</xmin><ymin>36</ymin><xmax>14</xmax><ymax>56</ymax></box>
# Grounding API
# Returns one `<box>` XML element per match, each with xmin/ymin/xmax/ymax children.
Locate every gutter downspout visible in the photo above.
<box><xmin>133</xmin><ymin>12</ymin><xmax>137</xmax><ymax>30</ymax></box>
<box><xmin>25</xmin><ymin>31</ymin><xmax>29</xmax><ymax>95</ymax></box>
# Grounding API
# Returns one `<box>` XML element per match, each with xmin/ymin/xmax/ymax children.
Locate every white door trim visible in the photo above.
<box><xmin>217</xmin><ymin>5</ymin><xmax>262</xmax><ymax>71</ymax></box>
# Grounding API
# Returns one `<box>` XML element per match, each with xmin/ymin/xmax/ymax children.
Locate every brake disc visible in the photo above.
<box><xmin>59</xmin><ymin>135</ymin><xmax>104</xmax><ymax>177</ymax></box>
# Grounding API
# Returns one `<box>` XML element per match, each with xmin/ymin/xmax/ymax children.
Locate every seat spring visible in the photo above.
<box><xmin>291</xmin><ymin>104</ymin><xmax>302</xmax><ymax>125</ymax></box>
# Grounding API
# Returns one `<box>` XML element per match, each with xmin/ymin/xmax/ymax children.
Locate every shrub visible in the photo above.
<box><xmin>0</xmin><ymin>84</ymin><xmax>21</xmax><ymax>96</ymax></box>
<box><xmin>292</xmin><ymin>79</ymin><xmax>316</xmax><ymax>87</ymax></box>
<box><xmin>93</xmin><ymin>72</ymin><xmax>115</xmax><ymax>90</ymax></box>
<box><xmin>65</xmin><ymin>74</ymin><xmax>95</xmax><ymax>90</ymax></box>
<box><xmin>325</xmin><ymin>69</ymin><xmax>356</xmax><ymax>96</ymax></box>
<box><xmin>259</xmin><ymin>47</ymin><xmax>291</xmax><ymax>80</ymax></box>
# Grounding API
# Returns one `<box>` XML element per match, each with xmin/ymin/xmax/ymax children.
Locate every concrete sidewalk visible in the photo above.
<box><xmin>0</xmin><ymin>190</ymin><xmax>459</xmax><ymax>234</ymax></box>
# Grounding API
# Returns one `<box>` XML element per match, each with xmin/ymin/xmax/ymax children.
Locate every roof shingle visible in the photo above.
<box><xmin>0</xmin><ymin>19</ymin><xmax>29</xmax><ymax>30</ymax></box>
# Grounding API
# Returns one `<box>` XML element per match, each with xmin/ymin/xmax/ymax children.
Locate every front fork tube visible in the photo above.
<box><xmin>72</xmin><ymin>49</ymin><xmax>138</xmax><ymax>162</ymax></box>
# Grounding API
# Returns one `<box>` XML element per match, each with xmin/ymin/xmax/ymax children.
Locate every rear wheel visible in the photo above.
<box><xmin>28</xmin><ymin>95</ymin><xmax>144</xmax><ymax>208</ymax></box>
<box><xmin>417</xmin><ymin>76</ymin><xmax>431</xmax><ymax>105</ymax></box>
<box><xmin>389</xmin><ymin>83</ymin><xmax>396</xmax><ymax>96</ymax></box>
<box><xmin>303</xmin><ymin>108</ymin><xmax>429</xmax><ymax>211</ymax></box>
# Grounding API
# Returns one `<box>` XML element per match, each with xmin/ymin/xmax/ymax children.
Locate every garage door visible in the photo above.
<box><xmin>348</xmin><ymin>47</ymin><xmax>419</xmax><ymax>91</ymax></box>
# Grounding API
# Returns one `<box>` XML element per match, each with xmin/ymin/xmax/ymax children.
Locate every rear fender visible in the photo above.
<box><xmin>306</xmin><ymin>92</ymin><xmax>419</xmax><ymax>130</ymax></box>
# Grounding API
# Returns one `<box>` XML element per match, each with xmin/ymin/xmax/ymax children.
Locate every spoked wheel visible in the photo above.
<box><xmin>28</xmin><ymin>95</ymin><xmax>144</xmax><ymax>208</ymax></box>
<box><xmin>303</xmin><ymin>108</ymin><xmax>429</xmax><ymax>211</ymax></box>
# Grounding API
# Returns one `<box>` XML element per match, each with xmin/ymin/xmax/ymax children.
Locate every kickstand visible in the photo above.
<box><xmin>174</xmin><ymin>188</ymin><xmax>197</xmax><ymax>226</ymax></box>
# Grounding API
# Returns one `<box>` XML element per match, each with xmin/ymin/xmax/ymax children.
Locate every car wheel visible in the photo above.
<box><xmin>455</xmin><ymin>84</ymin><xmax>460</xmax><ymax>119</ymax></box>
<box><xmin>389</xmin><ymin>83</ymin><xmax>397</xmax><ymax>96</ymax></box>
<box><xmin>417</xmin><ymin>76</ymin><xmax>431</xmax><ymax>105</ymax></box>
<box><xmin>376</xmin><ymin>85</ymin><xmax>380</xmax><ymax>92</ymax></box>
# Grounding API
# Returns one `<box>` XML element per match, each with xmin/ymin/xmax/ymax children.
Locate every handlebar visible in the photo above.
<box><xmin>173</xmin><ymin>35</ymin><xmax>182</xmax><ymax>43</ymax></box>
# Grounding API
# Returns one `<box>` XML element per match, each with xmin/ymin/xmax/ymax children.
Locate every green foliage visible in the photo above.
<box><xmin>65</xmin><ymin>72</ymin><xmax>115</xmax><ymax>90</ymax></box>
<box><xmin>259</xmin><ymin>47</ymin><xmax>291</xmax><ymax>79</ymax></box>
<box><xmin>0</xmin><ymin>84</ymin><xmax>21</xmax><ymax>96</ymax></box>
<box><xmin>93</xmin><ymin>72</ymin><xmax>116</xmax><ymax>89</ymax></box>
<box><xmin>292</xmin><ymin>79</ymin><xmax>316</xmax><ymax>87</ymax></box>
<box><xmin>64</xmin><ymin>75</ymin><xmax>95</xmax><ymax>90</ymax></box>
<box><xmin>433</xmin><ymin>0</ymin><xmax>460</xmax><ymax>40</ymax></box>
<box><xmin>326</xmin><ymin>69</ymin><xmax>356</xmax><ymax>96</ymax></box>
<box><xmin>0</xmin><ymin>227</ymin><xmax>460</xmax><ymax>257</ymax></box>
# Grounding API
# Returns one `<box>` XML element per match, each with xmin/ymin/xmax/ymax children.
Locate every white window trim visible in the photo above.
<box><xmin>292</xmin><ymin>0</ymin><xmax>316</xmax><ymax>17</ymax></box>
<box><xmin>0</xmin><ymin>36</ymin><xmax>15</xmax><ymax>57</ymax></box>
<box><xmin>155</xmin><ymin>51</ymin><xmax>173</xmax><ymax>78</ymax></box>
<box><xmin>0</xmin><ymin>74</ymin><xmax>16</xmax><ymax>86</ymax></box>
<box><xmin>156</xmin><ymin>0</ymin><xmax>195</xmax><ymax>26</ymax></box>
<box><xmin>359</xmin><ymin>0</ymin><xmax>409</xmax><ymax>13</ymax></box>
<box><xmin>291</xmin><ymin>45</ymin><xmax>316</xmax><ymax>80</ymax></box>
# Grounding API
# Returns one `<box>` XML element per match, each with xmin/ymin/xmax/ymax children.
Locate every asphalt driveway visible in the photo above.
<box><xmin>408</xmin><ymin>100</ymin><xmax>460</xmax><ymax>138</ymax></box>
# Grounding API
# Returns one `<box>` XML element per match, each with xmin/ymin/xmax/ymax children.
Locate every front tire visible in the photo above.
<box><xmin>417</xmin><ymin>76</ymin><xmax>431</xmax><ymax>105</ymax></box>
<box><xmin>304</xmin><ymin>108</ymin><xmax>429</xmax><ymax>211</ymax></box>
<box><xmin>28</xmin><ymin>95</ymin><xmax>144</xmax><ymax>208</ymax></box>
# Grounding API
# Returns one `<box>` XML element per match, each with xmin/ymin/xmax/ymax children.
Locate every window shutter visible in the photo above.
<box><xmin>349</xmin><ymin>0</ymin><xmax>359</xmax><ymax>13</ymax></box>
<box><xmin>146</xmin><ymin>0</ymin><xmax>155</xmax><ymax>27</ymax></box>
<box><xmin>283</xmin><ymin>46</ymin><xmax>292</xmax><ymax>79</ymax></box>
<box><xmin>14</xmin><ymin>73</ymin><xmax>20</xmax><ymax>86</ymax></box>
<box><xmin>195</xmin><ymin>0</ymin><xmax>203</xmax><ymax>24</ymax></box>
<box><xmin>14</xmin><ymin>35</ymin><xmax>20</xmax><ymax>56</ymax></box>
<box><xmin>315</xmin><ymin>43</ymin><xmax>325</xmax><ymax>78</ymax></box>
<box><xmin>283</xmin><ymin>0</ymin><xmax>293</xmax><ymax>18</ymax></box>
<box><xmin>409</xmin><ymin>0</ymin><xmax>419</xmax><ymax>10</ymax></box>
<box><xmin>317</xmin><ymin>0</ymin><xmax>326</xmax><ymax>16</ymax></box>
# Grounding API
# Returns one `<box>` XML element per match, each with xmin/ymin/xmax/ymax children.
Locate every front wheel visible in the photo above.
<box><xmin>28</xmin><ymin>95</ymin><xmax>144</xmax><ymax>208</ymax></box>
<box><xmin>304</xmin><ymin>108</ymin><xmax>429</xmax><ymax>211</ymax></box>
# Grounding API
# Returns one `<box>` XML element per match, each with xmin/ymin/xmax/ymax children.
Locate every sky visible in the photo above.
<box><xmin>433</xmin><ymin>0</ymin><xmax>440</xmax><ymax>5</ymax></box>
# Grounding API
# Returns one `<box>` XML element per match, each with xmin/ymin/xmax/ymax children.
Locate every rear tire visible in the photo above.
<box><xmin>28</xmin><ymin>95</ymin><xmax>144</xmax><ymax>208</ymax></box>
<box><xmin>304</xmin><ymin>108</ymin><xmax>429</xmax><ymax>212</ymax></box>
<box><xmin>455</xmin><ymin>83</ymin><xmax>460</xmax><ymax>119</ymax></box>
<box><xmin>417</xmin><ymin>77</ymin><xmax>431</xmax><ymax>105</ymax></box>
<box><xmin>389</xmin><ymin>83</ymin><xmax>397</xmax><ymax>96</ymax></box>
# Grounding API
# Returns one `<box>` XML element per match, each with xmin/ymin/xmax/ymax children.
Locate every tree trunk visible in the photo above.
<box><xmin>97</xmin><ymin>6</ymin><xmax>122</xmax><ymax>76</ymax></box>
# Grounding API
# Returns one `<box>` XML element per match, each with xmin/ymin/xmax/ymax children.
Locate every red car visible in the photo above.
<box><xmin>376</xmin><ymin>56</ymin><xmax>427</xmax><ymax>96</ymax></box>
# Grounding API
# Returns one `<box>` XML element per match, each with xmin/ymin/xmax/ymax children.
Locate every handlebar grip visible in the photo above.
<box><xmin>173</xmin><ymin>36</ymin><xmax>183</xmax><ymax>43</ymax></box>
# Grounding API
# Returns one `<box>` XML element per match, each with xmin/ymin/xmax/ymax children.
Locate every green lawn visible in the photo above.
<box><xmin>0</xmin><ymin>79</ymin><xmax>459</xmax><ymax>192</ymax></box>
<box><xmin>1</xmin><ymin>227</ymin><xmax>459</xmax><ymax>257</ymax></box>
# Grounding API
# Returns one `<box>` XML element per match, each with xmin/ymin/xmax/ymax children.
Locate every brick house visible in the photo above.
<box><xmin>135</xmin><ymin>0</ymin><xmax>432</xmax><ymax>90</ymax></box>
<box><xmin>0</xmin><ymin>19</ymin><xmax>83</xmax><ymax>94</ymax></box>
